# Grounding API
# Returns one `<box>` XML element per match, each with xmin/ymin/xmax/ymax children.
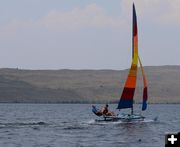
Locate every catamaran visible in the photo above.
<box><xmin>92</xmin><ymin>3</ymin><xmax>148</xmax><ymax>121</ymax></box>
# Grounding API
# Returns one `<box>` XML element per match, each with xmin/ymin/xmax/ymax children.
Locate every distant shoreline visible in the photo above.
<box><xmin>0</xmin><ymin>102</ymin><xmax>179</xmax><ymax>104</ymax></box>
<box><xmin>0</xmin><ymin>66</ymin><xmax>180</xmax><ymax>104</ymax></box>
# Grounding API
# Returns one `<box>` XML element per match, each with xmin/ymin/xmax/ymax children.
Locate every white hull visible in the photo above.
<box><xmin>103</xmin><ymin>113</ymin><xmax>145</xmax><ymax>122</ymax></box>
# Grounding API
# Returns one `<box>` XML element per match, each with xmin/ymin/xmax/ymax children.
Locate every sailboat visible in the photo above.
<box><xmin>92</xmin><ymin>3</ymin><xmax>148</xmax><ymax>121</ymax></box>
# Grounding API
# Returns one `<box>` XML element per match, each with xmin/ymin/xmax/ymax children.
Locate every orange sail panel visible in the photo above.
<box><xmin>138</xmin><ymin>56</ymin><xmax>148</xmax><ymax>111</ymax></box>
<box><xmin>117</xmin><ymin>4</ymin><xmax>138</xmax><ymax>109</ymax></box>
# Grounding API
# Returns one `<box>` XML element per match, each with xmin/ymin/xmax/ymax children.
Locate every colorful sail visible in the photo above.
<box><xmin>117</xmin><ymin>3</ymin><xmax>138</xmax><ymax>109</ymax></box>
<box><xmin>138</xmin><ymin>56</ymin><xmax>148</xmax><ymax>111</ymax></box>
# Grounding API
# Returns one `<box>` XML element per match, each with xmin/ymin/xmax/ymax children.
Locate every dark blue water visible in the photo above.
<box><xmin>0</xmin><ymin>104</ymin><xmax>179</xmax><ymax>147</ymax></box>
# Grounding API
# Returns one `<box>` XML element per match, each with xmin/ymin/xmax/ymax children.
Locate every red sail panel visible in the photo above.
<box><xmin>117</xmin><ymin>3</ymin><xmax>138</xmax><ymax>109</ymax></box>
<box><xmin>138</xmin><ymin>56</ymin><xmax>148</xmax><ymax>111</ymax></box>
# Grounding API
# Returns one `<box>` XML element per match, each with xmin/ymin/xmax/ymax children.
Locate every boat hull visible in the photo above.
<box><xmin>103</xmin><ymin>113</ymin><xmax>145</xmax><ymax>122</ymax></box>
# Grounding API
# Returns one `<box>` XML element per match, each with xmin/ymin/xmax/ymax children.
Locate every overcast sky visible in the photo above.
<box><xmin>0</xmin><ymin>0</ymin><xmax>179</xmax><ymax>70</ymax></box>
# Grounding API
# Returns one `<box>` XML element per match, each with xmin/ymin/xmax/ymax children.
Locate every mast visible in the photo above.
<box><xmin>131</xmin><ymin>4</ymin><xmax>135</xmax><ymax>114</ymax></box>
<box><xmin>131</xmin><ymin>107</ymin><xmax>134</xmax><ymax>115</ymax></box>
<box><xmin>117</xmin><ymin>3</ymin><xmax>138</xmax><ymax>112</ymax></box>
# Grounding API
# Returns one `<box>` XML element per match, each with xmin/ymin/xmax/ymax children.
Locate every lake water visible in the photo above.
<box><xmin>0</xmin><ymin>104</ymin><xmax>179</xmax><ymax>147</ymax></box>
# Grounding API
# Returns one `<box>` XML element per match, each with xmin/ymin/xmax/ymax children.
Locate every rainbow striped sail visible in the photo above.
<box><xmin>117</xmin><ymin>4</ymin><xmax>148</xmax><ymax>111</ymax></box>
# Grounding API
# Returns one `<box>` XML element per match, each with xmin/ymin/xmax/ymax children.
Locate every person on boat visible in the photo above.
<box><xmin>101</xmin><ymin>104</ymin><xmax>115</xmax><ymax>116</ymax></box>
<box><xmin>92</xmin><ymin>105</ymin><xmax>103</xmax><ymax>116</ymax></box>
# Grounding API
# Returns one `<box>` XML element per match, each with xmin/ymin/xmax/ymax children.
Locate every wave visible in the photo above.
<box><xmin>0</xmin><ymin>121</ymin><xmax>47</xmax><ymax>127</ymax></box>
<box><xmin>63</xmin><ymin>125</ymin><xmax>86</xmax><ymax>130</ymax></box>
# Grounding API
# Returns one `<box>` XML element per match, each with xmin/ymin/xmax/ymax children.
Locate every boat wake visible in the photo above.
<box><xmin>85</xmin><ymin>117</ymin><xmax>158</xmax><ymax>125</ymax></box>
<box><xmin>0</xmin><ymin>121</ymin><xmax>47</xmax><ymax>128</ymax></box>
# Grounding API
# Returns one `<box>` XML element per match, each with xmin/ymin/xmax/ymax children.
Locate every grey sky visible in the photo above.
<box><xmin>0</xmin><ymin>0</ymin><xmax>179</xmax><ymax>70</ymax></box>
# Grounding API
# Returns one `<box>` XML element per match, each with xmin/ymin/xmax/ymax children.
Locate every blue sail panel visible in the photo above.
<box><xmin>117</xmin><ymin>99</ymin><xmax>133</xmax><ymax>109</ymax></box>
<box><xmin>142</xmin><ymin>101</ymin><xmax>147</xmax><ymax>111</ymax></box>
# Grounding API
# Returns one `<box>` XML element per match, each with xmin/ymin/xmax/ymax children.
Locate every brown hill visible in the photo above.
<box><xmin>0</xmin><ymin>66</ymin><xmax>180</xmax><ymax>103</ymax></box>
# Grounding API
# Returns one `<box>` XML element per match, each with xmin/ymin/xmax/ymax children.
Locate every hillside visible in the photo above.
<box><xmin>0</xmin><ymin>66</ymin><xmax>180</xmax><ymax>103</ymax></box>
